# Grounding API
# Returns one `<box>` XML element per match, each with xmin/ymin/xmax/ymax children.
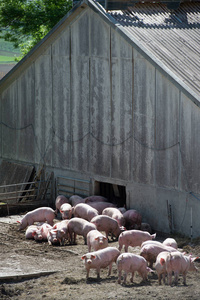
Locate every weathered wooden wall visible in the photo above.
<box><xmin>1</xmin><ymin>5</ymin><xmax>200</xmax><ymax>237</ymax></box>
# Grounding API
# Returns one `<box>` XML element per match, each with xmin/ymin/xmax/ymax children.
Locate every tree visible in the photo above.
<box><xmin>0</xmin><ymin>0</ymin><xmax>72</xmax><ymax>59</ymax></box>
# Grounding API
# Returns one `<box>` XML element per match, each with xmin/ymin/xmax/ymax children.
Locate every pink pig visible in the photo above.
<box><xmin>117</xmin><ymin>253</ymin><xmax>153</xmax><ymax>284</ymax></box>
<box><xmin>87</xmin><ymin>229</ymin><xmax>108</xmax><ymax>252</ymax></box>
<box><xmin>155</xmin><ymin>251</ymin><xmax>170</xmax><ymax>285</ymax></box>
<box><xmin>118</xmin><ymin>230</ymin><xmax>156</xmax><ymax>252</ymax></box>
<box><xmin>33</xmin><ymin>223</ymin><xmax>53</xmax><ymax>241</ymax></box>
<box><xmin>69</xmin><ymin>195</ymin><xmax>84</xmax><ymax>207</ymax></box>
<box><xmin>52</xmin><ymin>220</ymin><xmax>69</xmax><ymax>245</ymax></box>
<box><xmin>73</xmin><ymin>203</ymin><xmax>98</xmax><ymax>222</ymax></box>
<box><xmin>60</xmin><ymin>203</ymin><xmax>73</xmax><ymax>220</ymax></box>
<box><xmin>55</xmin><ymin>195</ymin><xmax>69</xmax><ymax>214</ymax></box>
<box><xmin>90</xmin><ymin>215</ymin><xmax>125</xmax><ymax>240</ymax></box>
<box><xmin>140</xmin><ymin>243</ymin><xmax>177</xmax><ymax>268</ymax></box>
<box><xmin>25</xmin><ymin>225</ymin><xmax>40</xmax><ymax>239</ymax></box>
<box><xmin>83</xmin><ymin>195</ymin><xmax>108</xmax><ymax>203</ymax></box>
<box><xmin>47</xmin><ymin>229</ymin><xmax>60</xmax><ymax>245</ymax></box>
<box><xmin>17</xmin><ymin>207</ymin><xmax>55</xmax><ymax>230</ymax></box>
<box><xmin>67</xmin><ymin>217</ymin><xmax>96</xmax><ymax>244</ymax></box>
<box><xmin>87</xmin><ymin>202</ymin><xmax>116</xmax><ymax>214</ymax></box>
<box><xmin>102</xmin><ymin>207</ymin><xmax>125</xmax><ymax>226</ymax></box>
<box><xmin>162</xmin><ymin>238</ymin><xmax>178</xmax><ymax>249</ymax></box>
<box><xmin>164</xmin><ymin>251</ymin><xmax>198</xmax><ymax>285</ymax></box>
<box><xmin>123</xmin><ymin>209</ymin><xmax>142</xmax><ymax>230</ymax></box>
<box><xmin>81</xmin><ymin>246</ymin><xmax>120</xmax><ymax>279</ymax></box>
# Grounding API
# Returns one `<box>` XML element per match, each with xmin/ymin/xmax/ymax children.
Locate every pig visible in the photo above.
<box><xmin>162</xmin><ymin>238</ymin><xmax>178</xmax><ymax>249</ymax></box>
<box><xmin>69</xmin><ymin>195</ymin><xmax>84</xmax><ymax>207</ymax></box>
<box><xmin>73</xmin><ymin>203</ymin><xmax>98</xmax><ymax>222</ymax></box>
<box><xmin>155</xmin><ymin>251</ymin><xmax>169</xmax><ymax>285</ymax></box>
<box><xmin>140</xmin><ymin>243</ymin><xmax>178</xmax><ymax>268</ymax></box>
<box><xmin>164</xmin><ymin>251</ymin><xmax>198</xmax><ymax>285</ymax></box>
<box><xmin>123</xmin><ymin>209</ymin><xmax>142</xmax><ymax>230</ymax></box>
<box><xmin>141</xmin><ymin>240</ymin><xmax>163</xmax><ymax>248</ymax></box>
<box><xmin>67</xmin><ymin>217</ymin><xmax>96</xmax><ymax>244</ymax></box>
<box><xmin>90</xmin><ymin>215</ymin><xmax>125</xmax><ymax>240</ymax></box>
<box><xmin>47</xmin><ymin>229</ymin><xmax>60</xmax><ymax>245</ymax></box>
<box><xmin>33</xmin><ymin>223</ymin><xmax>53</xmax><ymax>241</ymax></box>
<box><xmin>52</xmin><ymin>220</ymin><xmax>69</xmax><ymax>245</ymax></box>
<box><xmin>17</xmin><ymin>207</ymin><xmax>55</xmax><ymax>230</ymax></box>
<box><xmin>87</xmin><ymin>229</ymin><xmax>108</xmax><ymax>252</ymax></box>
<box><xmin>81</xmin><ymin>246</ymin><xmax>120</xmax><ymax>279</ymax></box>
<box><xmin>118</xmin><ymin>230</ymin><xmax>156</xmax><ymax>252</ymax></box>
<box><xmin>86</xmin><ymin>201</ymin><xmax>116</xmax><ymax>214</ymax></box>
<box><xmin>117</xmin><ymin>253</ymin><xmax>153</xmax><ymax>284</ymax></box>
<box><xmin>60</xmin><ymin>203</ymin><xmax>73</xmax><ymax>220</ymax></box>
<box><xmin>140</xmin><ymin>222</ymin><xmax>152</xmax><ymax>234</ymax></box>
<box><xmin>102</xmin><ymin>207</ymin><xmax>125</xmax><ymax>227</ymax></box>
<box><xmin>118</xmin><ymin>207</ymin><xmax>127</xmax><ymax>214</ymax></box>
<box><xmin>25</xmin><ymin>225</ymin><xmax>39</xmax><ymax>239</ymax></box>
<box><xmin>55</xmin><ymin>195</ymin><xmax>69</xmax><ymax>214</ymax></box>
<box><xmin>84</xmin><ymin>195</ymin><xmax>108</xmax><ymax>203</ymax></box>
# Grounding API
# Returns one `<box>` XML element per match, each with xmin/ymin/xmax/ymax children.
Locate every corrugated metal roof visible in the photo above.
<box><xmin>108</xmin><ymin>2</ymin><xmax>200</xmax><ymax>96</ymax></box>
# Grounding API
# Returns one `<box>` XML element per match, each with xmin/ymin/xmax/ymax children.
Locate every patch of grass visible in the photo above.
<box><xmin>0</xmin><ymin>55</ymin><xmax>18</xmax><ymax>63</ymax></box>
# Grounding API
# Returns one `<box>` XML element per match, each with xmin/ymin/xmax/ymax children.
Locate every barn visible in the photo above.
<box><xmin>0</xmin><ymin>0</ymin><xmax>200</xmax><ymax>237</ymax></box>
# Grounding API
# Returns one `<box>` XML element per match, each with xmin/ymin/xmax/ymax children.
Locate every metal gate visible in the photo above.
<box><xmin>56</xmin><ymin>176</ymin><xmax>90</xmax><ymax>198</ymax></box>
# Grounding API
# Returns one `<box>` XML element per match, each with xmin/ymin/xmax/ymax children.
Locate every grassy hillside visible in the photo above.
<box><xmin>0</xmin><ymin>38</ymin><xmax>21</xmax><ymax>63</ymax></box>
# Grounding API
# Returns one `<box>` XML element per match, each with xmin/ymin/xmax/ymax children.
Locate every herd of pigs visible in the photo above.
<box><xmin>16</xmin><ymin>194</ymin><xmax>198</xmax><ymax>286</ymax></box>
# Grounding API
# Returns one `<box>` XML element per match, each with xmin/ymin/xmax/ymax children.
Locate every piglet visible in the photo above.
<box><xmin>164</xmin><ymin>251</ymin><xmax>198</xmax><ymax>285</ymax></box>
<box><xmin>140</xmin><ymin>243</ymin><xmax>177</xmax><ymax>268</ymax></box>
<box><xmin>162</xmin><ymin>238</ymin><xmax>178</xmax><ymax>249</ymax></box>
<box><xmin>47</xmin><ymin>229</ymin><xmax>60</xmax><ymax>245</ymax></box>
<box><xmin>67</xmin><ymin>217</ymin><xmax>96</xmax><ymax>244</ymax></box>
<box><xmin>118</xmin><ymin>229</ymin><xmax>156</xmax><ymax>252</ymax></box>
<box><xmin>74</xmin><ymin>203</ymin><xmax>98</xmax><ymax>222</ymax></box>
<box><xmin>60</xmin><ymin>203</ymin><xmax>73</xmax><ymax>220</ymax></box>
<box><xmin>33</xmin><ymin>223</ymin><xmax>53</xmax><ymax>241</ymax></box>
<box><xmin>102</xmin><ymin>207</ymin><xmax>125</xmax><ymax>226</ymax></box>
<box><xmin>25</xmin><ymin>225</ymin><xmax>39</xmax><ymax>239</ymax></box>
<box><xmin>55</xmin><ymin>195</ymin><xmax>69</xmax><ymax>214</ymax></box>
<box><xmin>117</xmin><ymin>253</ymin><xmax>153</xmax><ymax>284</ymax></box>
<box><xmin>69</xmin><ymin>195</ymin><xmax>84</xmax><ymax>207</ymax></box>
<box><xmin>91</xmin><ymin>215</ymin><xmax>125</xmax><ymax>240</ymax></box>
<box><xmin>52</xmin><ymin>220</ymin><xmax>69</xmax><ymax>245</ymax></box>
<box><xmin>87</xmin><ymin>229</ymin><xmax>108</xmax><ymax>252</ymax></box>
<box><xmin>81</xmin><ymin>247</ymin><xmax>120</xmax><ymax>279</ymax></box>
<box><xmin>83</xmin><ymin>195</ymin><xmax>108</xmax><ymax>203</ymax></box>
<box><xmin>17</xmin><ymin>207</ymin><xmax>55</xmax><ymax>230</ymax></box>
<box><xmin>123</xmin><ymin>209</ymin><xmax>142</xmax><ymax>230</ymax></box>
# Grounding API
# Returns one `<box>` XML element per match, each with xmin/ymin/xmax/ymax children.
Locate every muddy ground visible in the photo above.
<box><xmin>0</xmin><ymin>215</ymin><xmax>200</xmax><ymax>300</ymax></box>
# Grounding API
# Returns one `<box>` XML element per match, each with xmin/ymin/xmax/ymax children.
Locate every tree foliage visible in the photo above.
<box><xmin>0</xmin><ymin>0</ymin><xmax>72</xmax><ymax>59</ymax></box>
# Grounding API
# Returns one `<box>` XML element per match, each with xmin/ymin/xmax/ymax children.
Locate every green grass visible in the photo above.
<box><xmin>0</xmin><ymin>55</ymin><xmax>18</xmax><ymax>63</ymax></box>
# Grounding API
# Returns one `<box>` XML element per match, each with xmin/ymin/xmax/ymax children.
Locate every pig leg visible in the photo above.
<box><xmin>108</xmin><ymin>263</ymin><xmax>113</xmax><ymax>276</ymax></box>
<box><xmin>96</xmin><ymin>267</ymin><xmax>101</xmax><ymax>279</ymax></box>
<box><xmin>123</xmin><ymin>272</ymin><xmax>128</xmax><ymax>284</ymax></box>
<box><xmin>167</xmin><ymin>272</ymin><xmax>173</xmax><ymax>286</ymax></box>
<box><xmin>174</xmin><ymin>271</ymin><xmax>179</xmax><ymax>285</ymax></box>
<box><xmin>118</xmin><ymin>270</ymin><xmax>122</xmax><ymax>284</ymax></box>
<box><xmin>182</xmin><ymin>272</ymin><xmax>187</xmax><ymax>285</ymax></box>
<box><xmin>158</xmin><ymin>274</ymin><xmax>162</xmax><ymax>285</ymax></box>
<box><xmin>124</xmin><ymin>245</ymin><xmax>129</xmax><ymax>252</ymax></box>
<box><xmin>130</xmin><ymin>272</ymin><xmax>135</xmax><ymax>283</ymax></box>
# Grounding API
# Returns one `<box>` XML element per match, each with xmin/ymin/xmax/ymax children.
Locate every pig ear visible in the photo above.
<box><xmin>17</xmin><ymin>220</ymin><xmax>21</xmax><ymax>223</ymax></box>
<box><xmin>92</xmin><ymin>255</ymin><xmax>96</xmax><ymax>259</ymax></box>
<box><xmin>60</xmin><ymin>210</ymin><xmax>63</xmax><ymax>213</ymax></box>
<box><xmin>94</xmin><ymin>237</ymin><xmax>99</xmax><ymax>241</ymax></box>
<box><xmin>81</xmin><ymin>255</ymin><xmax>86</xmax><ymax>260</ymax></box>
<box><xmin>32</xmin><ymin>232</ymin><xmax>36</xmax><ymax>236</ymax></box>
<box><xmin>103</xmin><ymin>237</ymin><xmax>107</xmax><ymax>240</ymax></box>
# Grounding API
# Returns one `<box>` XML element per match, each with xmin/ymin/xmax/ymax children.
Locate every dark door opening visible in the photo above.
<box><xmin>95</xmin><ymin>181</ymin><xmax>126</xmax><ymax>208</ymax></box>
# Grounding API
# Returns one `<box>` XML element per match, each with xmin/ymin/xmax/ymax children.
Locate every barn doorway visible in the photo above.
<box><xmin>94</xmin><ymin>181</ymin><xmax>126</xmax><ymax>208</ymax></box>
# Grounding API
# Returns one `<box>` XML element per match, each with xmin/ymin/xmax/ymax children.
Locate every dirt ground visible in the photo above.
<box><xmin>0</xmin><ymin>215</ymin><xmax>200</xmax><ymax>300</ymax></box>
